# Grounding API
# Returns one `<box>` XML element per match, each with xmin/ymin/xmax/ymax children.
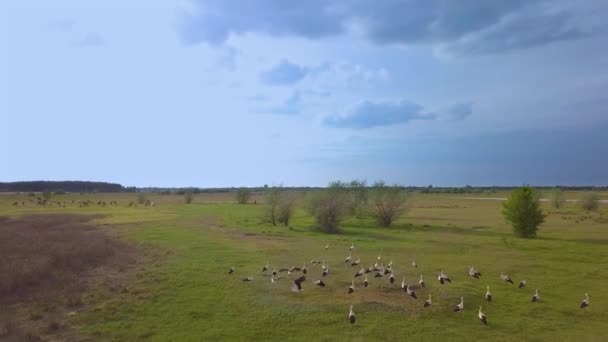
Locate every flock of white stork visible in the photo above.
<box><xmin>229</xmin><ymin>243</ymin><xmax>591</xmax><ymax>325</ymax></box>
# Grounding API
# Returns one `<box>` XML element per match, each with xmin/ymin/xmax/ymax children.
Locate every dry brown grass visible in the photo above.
<box><xmin>0</xmin><ymin>214</ymin><xmax>136</xmax><ymax>304</ymax></box>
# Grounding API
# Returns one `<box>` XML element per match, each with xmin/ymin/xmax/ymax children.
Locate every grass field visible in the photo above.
<box><xmin>1</xmin><ymin>191</ymin><xmax>607</xmax><ymax>341</ymax></box>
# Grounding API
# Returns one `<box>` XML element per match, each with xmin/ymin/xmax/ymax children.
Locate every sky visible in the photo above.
<box><xmin>1</xmin><ymin>0</ymin><xmax>607</xmax><ymax>187</ymax></box>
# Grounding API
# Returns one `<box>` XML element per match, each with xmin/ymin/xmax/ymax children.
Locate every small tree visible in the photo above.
<box><xmin>551</xmin><ymin>188</ymin><xmax>565</xmax><ymax>209</ymax></box>
<box><xmin>136</xmin><ymin>192</ymin><xmax>146</xmax><ymax>204</ymax></box>
<box><xmin>348</xmin><ymin>179</ymin><xmax>368</xmax><ymax>218</ymax></box>
<box><xmin>184</xmin><ymin>191</ymin><xmax>194</xmax><ymax>204</ymax></box>
<box><xmin>264</xmin><ymin>187</ymin><xmax>281</xmax><ymax>225</ymax></box>
<box><xmin>306</xmin><ymin>181</ymin><xmax>350</xmax><ymax>233</ymax></box>
<box><xmin>277</xmin><ymin>193</ymin><xmax>296</xmax><ymax>227</ymax></box>
<box><xmin>42</xmin><ymin>191</ymin><xmax>52</xmax><ymax>201</ymax></box>
<box><xmin>580</xmin><ymin>193</ymin><xmax>600</xmax><ymax>212</ymax></box>
<box><xmin>236</xmin><ymin>188</ymin><xmax>252</xmax><ymax>204</ymax></box>
<box><xmin>368</xmin><ymin>181</ymin><xmax>408</xmax><ymax>227</ymax></box>
<box><xmin>502</xmin><ymin>186</ymin><xmax>545</xmax><ymax>238</ymax></box>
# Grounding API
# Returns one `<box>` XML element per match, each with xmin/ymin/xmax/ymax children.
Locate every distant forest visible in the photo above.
<box><xmin>0</xmin><ymin>181</ymin><xmax>605</xmax><ymax>193</ymax></box>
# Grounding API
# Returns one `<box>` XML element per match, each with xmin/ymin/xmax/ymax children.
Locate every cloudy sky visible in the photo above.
<box><xmin>1</xmin><ymin>1</ymin><xmax>607</xmax><ymax>187</ymax></box>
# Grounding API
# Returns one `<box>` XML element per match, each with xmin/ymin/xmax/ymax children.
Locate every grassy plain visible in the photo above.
<box><xmin>0</xmin><ymin>191</ymin><xmax>607</xmax><ymax>341</ymax></box>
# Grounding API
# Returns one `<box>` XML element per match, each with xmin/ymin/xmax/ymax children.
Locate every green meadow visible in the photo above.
<box><xmin>1</xmin><ymin>191</ymin><xmax>607</xmax><ymax>341</ymax></box>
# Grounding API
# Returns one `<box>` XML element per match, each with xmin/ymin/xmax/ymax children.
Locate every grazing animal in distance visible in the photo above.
<box><xmin>580</xmin><ymin>293</ymin><xmax>590</xmax><ymax>309</ymax></box>
<box><xmin>454</xmin><ymin>297</ymin><xmax>464</xmax><ymax>312</ymax></box>
<box><xmin>348</xmin><ymin>305</ymin><xmax>356</xmax><ymax>324</ymax></box>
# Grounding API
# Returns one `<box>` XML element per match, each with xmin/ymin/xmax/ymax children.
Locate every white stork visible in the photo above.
<box><xmin>424</xmin><ymin>294</ymin><xmax>432</xmax><ymax>308</ymax></box>
<box><xmin>518</xmin><ymin>280</ymin><xmax>527</xmax><ymax>289</ymax></box>
<box><xmin>478</xmin><ymin>306</ymin><xmax>487</xmax><ymax>325</ymax></box>
<box><xmin>580</xmin><ymin>293</ymin><xmax>590</xmax><ymax>309</ymax></box>
<box><xmin>348</xmin><ymin>280</ymin><xmax>355</xmax><ymax>294</ymax></box>
<box><xmin>532</xmin><ymin>289</ymin><xmax>540</xmax><ymax>302</ymax></box>
<box><xmin>501</xmin><ymin>273</ymin><xmax>514</xmax><ymax>284</ymax></box>
<box><xmin>486</xmin><ymin>285</ymin><xmax>492</xmax><ymax>302</ymax></box>
<box><xmin>348</xmin><ymin>305</ymin><xmax>356</xmax><ymax>324</ymax></box>
<box><xmin>364</xmin><ymin>274</ymin><xmax>369</xmax><ymax>287</ymax></box>
<box><xmin>419</xmin><ymin>275</ymin><xmax>425</xmax><ymax>288</ymax></box>
<box><xmin>454</xmin><ymin>297</ymin><xmax>464</xmax><ymax>312</ymax></box>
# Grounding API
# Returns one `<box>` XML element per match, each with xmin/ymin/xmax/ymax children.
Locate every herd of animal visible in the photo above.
<box><xmin>11</xmin><ymin>198</ymin><xmax>154</xmax><ymax>207</ymax></box>
<box><xmin>230</xmin><ymin>243</ymin><xmax>592</xmax><ymax>325</ymax></box>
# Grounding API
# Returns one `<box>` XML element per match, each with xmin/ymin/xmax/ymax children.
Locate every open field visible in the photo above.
<box><xmin>1</xmin><ymin>191</ymin><xmax>607</xmax><ymax>341</ymax></box>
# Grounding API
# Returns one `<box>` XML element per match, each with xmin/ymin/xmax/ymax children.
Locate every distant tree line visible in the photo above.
<box><xmin>0</xmin><ymin>181</ymin><xmax>125</xmax><ymax>193</ymax></box>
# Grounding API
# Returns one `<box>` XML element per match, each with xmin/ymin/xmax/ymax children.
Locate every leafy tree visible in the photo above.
<box><xmin>368</xmin><ymin>181</ymin><xmax>408</xmax><ymax>227</ymax></box>
<box><xmin>580</xmin><ymin>193</ymin><xmax>600</xmax><ymax>212</ymax></box>
<box><xmin>236</xmin><ymin>188</ymin><xmax>252</xmax><ymax>204</ymax></box>
<box><xmin>277</xmin><ymin>193</ymin><xmax>296</xmax><ymax>227</ymax></box>
<box><xmin>551</xmin><ymin>188</ymin><xmax>565</xmax><ymax>209</ymax></box>
<box><xmin>502</xmin><ymin>186</ymin><xmax>545</xmax><ymax>238</ymax></box>
<box><xmin>306</xmin><ymin>181</ymin><xmax>350</xmax><ymax>233</ymax></box>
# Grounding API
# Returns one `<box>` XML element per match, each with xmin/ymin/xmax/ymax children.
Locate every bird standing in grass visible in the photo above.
<box><xmin>438</xmin><ymin>270</ymin><xmax>451</xmax><ymax>284</ymax></box>
<box><xmin>412</xmin><ymin>260</ymin><xmax>418</xmax><ymax>268</ymax></box>
<box><xmin>478</xmin><ymin>306</ymin><xmax>487</xmax><ymax>325</ymax></box>
<box><xmin>243</xmin><ymin>276</ymin><xmax>254</xmax><ymax>282</ymax></box>
<box><xmin>229</xmin><ymin>266</ymin><xmax>234</xmax><ymax>274</ymax></box>
<box><xmin>314</xmin><ymin>279</ymin><xmax>325</xmax><ymax>287</ymax></box>
<box><xmin>424</xmin><ymin>294</ymin><xmax>432</xmax><ymax>308</ymax></box>
<box><xmin>406</xmin><ymin>285</ymin><xmax>417</xmax><ymax>299</ymax></box>
<box><xmin>518</xmin><ymin>280</ymin><xmax>527</xmax><ymax>288</ymax></box>
<box><xmin>262</xmin><ymin>262</ymin><xmax>268</xmax><ymax>273</ymax></box>
<box><xmin>454</xmin><ymin>297</ymin><xmax>464</xmax><ymax>312</ymax></box>
<box><xmin>486</xmin><ymin>285</ymin><xmax>492</xmax><ymax>302</ymax></box>
<box><xmin>345</xmin><ymin>252</ymin><xmax>352</xmax><ymax>264</ymax></box>
<box><xmin>350</xmin><ymin>243</ymin><xmax>355</xmax><ymax>251</ymax></box>
<box><xmin>532</xmin><ymin>289</ymin><xmax>540</xmax><ymax>302</ymax></box>
<box><xmin>389</xmin><ymin>273</ymin><xmax>395</xmax><ymax>284</ymax></box>
<box><xmin>348</xmin><ymin>280</ymin><xmax>355</xmax><ymax>294</ymax></box>
<box><xmin>322</xmin><ymin>262</ymin><xmax>329</xmax><ymax>277</ymax></box>
<box><xmin>292</xmin><ymin>275</ymin><xmax>306</xmax><ymax>292</ymax></box>
<box><xmin>348</xmin><ymin>305</ymin><xmax>356</xmax><ymax>324</ymax></box>
<box><xmin>580</xmin><ymin>293</ymin><xmax>590</xmax><ymax>308</ymax></box>
<box><xmin>501</xmin><ymin>273</ymin><xmax>514</xmax><ymax>284</ymax></box>
<box><xmin>351</xmin><ymin>257</ymin><xmax>360</xmax><ymax>267</ymax></box>
<box><xmin>355</xmin><ymin>267</ymin><xmax>365</xmax><ymax>278</ymax></box>
<box><xmin>302</xmin><ymin>262</ymin><xmax>307</xmax><ymax>275</ymax></box>
<box><xmin>419</xmin><ymin>275</ymin><xmax>425</xmax><ymax>288</ymax></box>
<box><xmin>325</xmin><ymin>243</ymin><xmax>329</xmax><ymax>250</ymax></box>
<box><xmin>364</xmin><ymin>274</ymin><xmax>369</xmax><ymax>287</ymax></box>
<box><xmin>469</xmin><ymin>265</ymin><xmax>481</xmax><ymax>279</ymax></box>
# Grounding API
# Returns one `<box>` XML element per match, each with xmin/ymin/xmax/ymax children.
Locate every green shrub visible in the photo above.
<box><xmin>236</xmin><ymin>188</ymin><xmax>251</xmax><ymax>204</ymax></box>
<box><xmin>306</xmin><ymin>181</ymin><xmax>350</xmax><ymax>233</ymax></box>
<box><xmin>580</xmin><ymin>193</ymin><xmax>600</xmax><ymax>212</ymax></box>
<box><xmin>502</xmin><ymin>186</ymin><xmax>545</xmax><ymax>238</ymax></box>
<box><xmin>368</xmin><ymin>181</ymin><xmax>408</xmax><ymax>227</ymax></box>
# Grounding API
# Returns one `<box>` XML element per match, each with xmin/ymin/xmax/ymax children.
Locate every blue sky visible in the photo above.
<box><xmin>1</xmin><ymin>0</ymin><xmax>607</xmax><ymax>187</ymax></box>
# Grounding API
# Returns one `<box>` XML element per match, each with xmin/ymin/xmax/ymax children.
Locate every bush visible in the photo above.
<box><xmin>580</xmin><ymin>193</ymin><xmax>600</xmax><ymax>211</ymax></box>
<box><xmin>348</xmin><ymin>180</ymin><xmax>368</xmax><ymax>218</ymax></box>
<box><xmin>277</xmin><ymin>193</ymin><xmax>296</xmax><ymax>227</ymax></box>
<box><xmin>42</xmin><ymin>191</ymin><xmax>52</xmax><ymax>201</ymax></box>
<box><xmin>264</xmin><ymin>187</ymin><xmax>281</xmax><ymax>225</ymax></box>
<box><xmin>368</xmin><ymin>181</ymin><xmax>408</xmax><ymax>227</ymax></box>
<box><xmin>502</xmin><ymin>186</ymin><xmax>545</xmax><ymax>238</ymax></box>
<box><xmin>136</xmin><ymin>193</ymin><xmax>146</xmax><ymax>204</ymax></box>
<box><xmin>236</xmin><ymin>188</ymin><xmax>252</xmax><ymax>204</ymax></box>
<box><xmin>551</xmin><ymin>188</ymin><xmax>564</xmax><ymax>209</ymax></box>
<box><xmin>306</xmin><ymin>181</ymin><xmax>350</xmax><ymax>233</ymax></box>
<box><xmin>184</xmin><ymin>191</ymin><xmax>193</xmax><ymax>204</ymax></box>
